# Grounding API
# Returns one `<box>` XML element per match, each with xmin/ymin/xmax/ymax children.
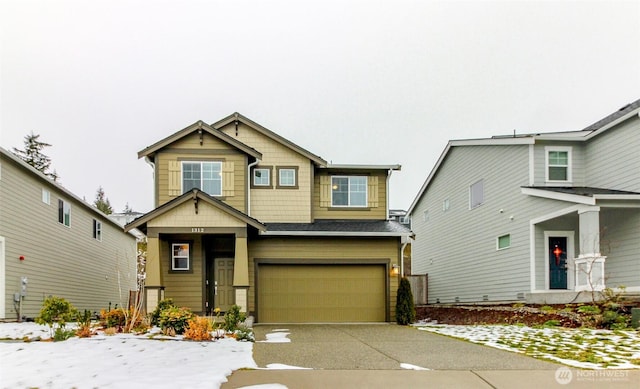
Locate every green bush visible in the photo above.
<box><xmin>234</xmin><ymin>324</ymin><xmax>254</xmax><ymax>342</ymax></box>
<box><xmin>35</xmin><ymin>296</ymin><xmax>77</xmax><ymax>339</ymax></box>
<box><xmin>578</xmin><ymin>305</ymin><xmax>601</xmax><ymax>314</ymax></box>
<box><xmin>151</xmin><ymin>298</ymin><xmax>176</xmax><ymax>327</ymax></box>
<box><xmin>159</xmin><ymin>306</ymin><xmax>194</xmax><ymax>335</ymax></box>
<box><xmin>395</xmin><ymin>277</ymin><xmax>416</xmax><ymax>325</ymax></box>
<box><xmin>223</xmin><ymin>305</ymin><xmax>246</xmax><ymax>332</ymax></box>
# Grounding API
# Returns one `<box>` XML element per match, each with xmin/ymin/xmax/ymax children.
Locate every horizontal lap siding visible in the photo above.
<box><xmin>0</xmin><ymin>157</ymin><xmax>136</xmax><ymax>319</ymax></box>
<box><xmin>601</xmin><ymin>209</ymin><xmax>640</xmax><ymax>287</ymax></box>
<box><xmin>313</xmin><ymin>171</ymin><xmax>387</xmax><ymax>220</ymax></box>
<box><xmin>160</xmin><ymin>235</ymin><xmax>203</xmax><ymax>311</ymax></box>
<box><xmin>248</xmin><ymin>237</ymin><xmax>400</xmax><ymax>319</ymax></box>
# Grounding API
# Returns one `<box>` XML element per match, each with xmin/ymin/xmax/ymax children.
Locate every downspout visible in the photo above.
<box><xmin>247</xmin><ymin>159</ymin><xmax>259</xmax><ymax>216</ymax></box>
<box><xmin>145</xmin><ymin>156</ymin><xmax>156</xmax><ymax>207</ymax></box>
<box><xmin>400</xmin><ymin>237</ymin><xmax>409</xmax><ymax>277</ymax></box>
<box><xmin>386</xmin><ymin>169</ymin><xmax>392</xmax><ymax>220</ymax></box>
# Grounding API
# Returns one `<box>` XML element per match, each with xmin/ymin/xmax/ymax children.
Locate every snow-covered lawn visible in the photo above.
<box><xmin>416</xmin><ymin>323</ymin><xmax>640</xmax><ymax>369</ymax></box>
<box><xmin>0</xmin><ymin>322</ymin><xmax>257</xmax><ymax>388</ymax></box>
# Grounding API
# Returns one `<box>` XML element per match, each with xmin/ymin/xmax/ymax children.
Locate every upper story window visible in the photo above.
<box><xmin>331</xmin><ymin>176</ymin><xmax>367</xmax><ymax>207</ymax></box>
<box><xmin>252</xmin><ymin>168</ymin><xmax>271</xmax><ymax>187</ymax></box>
<box><xmin>545</xmin><ymin>146</ymin><xmax>572</xmax><ymax>183</ymax></box>
<box><xmin>58</xmin><ymin>199</ymin><xmax>71</xmax><ymax>227</ymax></box>
<box><xmin>42</xmin><ymin>188</ymin><xmax>50</xmax><ymax>204</ymax></box>
<box><xmin>422</xmin><ymin>210</ymin><xmax>429</xmax><ymax>222</ymax></box>
<box><xmin>93</xmin><ymin>219</ymin><xmax>102</xmax><ymax>241</ymax></box>
<box><xmin>442</xmin><ymin>198</ymin><xmax>450</xmax><ymax>212</ymax></box>
<box><xmin>182</xmin><ymin>161</ymin><xmax>222</xmax><ymax>196</ymax></box>
<box><xmin>469</xmin><ymin>179</ymin><xmax>484</xmax><ymax>209</ymax></box>
<box><xmin>277</xmin><ymin>167</ymin><xmax>298</xmax><ymax>188</ymax></box>
<box><xmin>172</xmin><ymin>243</ymin><xmax>190</xmax><ymax>271</ymax></box>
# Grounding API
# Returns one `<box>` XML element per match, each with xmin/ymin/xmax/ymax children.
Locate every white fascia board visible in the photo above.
<box><xmin>594</xmin><ymin>194</ymin><xmax>640</xmax><ymax>201</ymax></box>
<box><xmin>326</xmin><ymin>164</ymin><xmax>401</xmax><ymax>171</ymax></box>
<box><xmin>259</xmin><ymin>231</ymin><xmax>413</xmax><ymax>237</ymax></box>
<box><xmin>407</xmin><ymin>143</ymin><xmax>452</xmax><ymax>215</ymax></box>
<box><xmin>584</xmin><ymin>107</ymin><xmax>640</xmax><ymax>140</ymax></box>
<box><xmin>451</xmin><ymin>137</ymin><xmax>535</xmax><ymax>146</ymax></box>
<box><xmin>520</xmin><ymin>187</ymin><xmax>595</xmax><ymax>205</ymax></box>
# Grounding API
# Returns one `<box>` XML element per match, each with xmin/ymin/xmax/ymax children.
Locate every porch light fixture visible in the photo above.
<box><xmin>391</xmin><ymin>264</ymin><xmax>400</xmax><ymax>276</ymax></box>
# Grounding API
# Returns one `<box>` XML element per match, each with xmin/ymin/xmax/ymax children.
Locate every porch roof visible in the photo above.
<box><xmin>521</xmin><ymin>186</ymin><xmax>640</xmax><ymax>205</ymax></box>
<box><xmin>124</xmin><ymin>189</ymin><xmax>266</xmax><ymax>234</ymax></box>
<box><xmin>261</xmin><ymin>219</ymin><xmax>414</xmax><ymax>237</ymax></box>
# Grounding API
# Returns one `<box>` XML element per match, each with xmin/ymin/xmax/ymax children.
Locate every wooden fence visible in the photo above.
<box><xmin>406</xmin><ymin>274</ymin><xmax>428</xmax><ymax>305</ymax></box>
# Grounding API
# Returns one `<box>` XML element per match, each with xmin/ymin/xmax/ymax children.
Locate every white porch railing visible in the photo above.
<box><xmin>574</xmin><ymin>255</ymin><xmax>606</xmax><ymax>292</ymax></box>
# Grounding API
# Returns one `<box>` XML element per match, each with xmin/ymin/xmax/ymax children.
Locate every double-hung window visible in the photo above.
<box><xmin>469</xmin><ymin>179</ymin><xmax>484</xmax><ymax>209</ymax></box>
<box><xmin>182</xmin><ymin>161</ymin><xmax>222</xmax><ymax>196</ymax></box>
<box><xmin>331</xmin><ymin>176</ymin><xmax>367</xmax><ymax>207</ymax></box>
<box><xmin>546</xmin><ymin>147</ymin><xmax>571</xmax><ymax>183</ymax></box>
<box><xmin>171</xmin><ymin>243</ymin><xmax>190</xmax><ymax>271</ymax></box>
<box><xmin>58</xmin><ymin>199</ymin><xmax>71</xmax><ymax>227</ymax></box>
<box><xmin>93</xmin><ymin>219</ymin><xmax>102</xmax><ymax>241</ymax></box>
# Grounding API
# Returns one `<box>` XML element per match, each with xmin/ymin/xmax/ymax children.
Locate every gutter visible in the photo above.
<box><xmin>247</xmin><ymin>159</ymin><xmax>259</xmax><ymax>216</ymax></box>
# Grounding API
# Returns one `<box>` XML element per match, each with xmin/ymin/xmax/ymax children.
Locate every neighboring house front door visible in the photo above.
<box><xmin>214</xmin><ymin>258</ymin><xmax>235</xmax><ymax>312</ymax></box>
<box><xmin>549</xmin><ymin>237</ymin><xmax>568</xmax><ymax>289</ymax></box>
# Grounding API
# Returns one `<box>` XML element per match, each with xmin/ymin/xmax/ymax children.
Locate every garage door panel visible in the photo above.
<box><xmin>258</xmin><ymin>264</ymin><xmax>386</xmax><ymax>323</ymax></box>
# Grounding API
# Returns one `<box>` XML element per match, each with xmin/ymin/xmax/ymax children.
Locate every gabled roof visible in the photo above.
<box><xmin>407</xmin><ymin>98</ymin><xmax>640</xmax><ymax>215</ymax></box>
<box><xmin>262</xmin><ymin>219</ymin><xmax>413</xmax><ymax>237</ymax></box>
<box><xmin>212</xmin><ymin>113</ymin><xmax>328</xmax><ymax>166</ymax></box>
<box><xmin>124</xmin><ymin>189</ymin><xmax>266</xmax><ymax>233</ymax></box>
<box><xmin>137</xmin><ymin>120</ymin><xmax>262</xmax><ymax>161</ymax></box>
<box><xmin>0</xmin><ymin>147</ymin><xmax>135</xmax><ymax>234</ymax></box>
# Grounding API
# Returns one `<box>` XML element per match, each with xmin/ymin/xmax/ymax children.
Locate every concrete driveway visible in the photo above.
<box><xmin>250</xmin><ymin>324</ymin><xmax>557</xmax><ymax>370</ymax></box>
<box><xmin>223</xmin><ymin>324</ymin><xmax>640</xmax><ymax>388</ymax></box>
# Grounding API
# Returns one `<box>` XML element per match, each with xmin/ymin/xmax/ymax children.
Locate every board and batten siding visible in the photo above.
<box><xmin>313</xmin><ymin>171</ymin><xmax>387</xmax><ymax>220</ymax></box>
<box><xmin>247</xmin><ymin>237</ymin><xmax>401</xmax><ymax>320</ymax></box>
<box><xmin>412</xmin><ymin>145</ymin><xmax>536</xmax><ymax>303</ymax></box>
<box><xmin>585</xmin><ymin>117</ymin><xmax>640</xmax><ymax>192</ymax></box>
<box><xmin>0</xmin><ymin>153</ymin><xmax>136</xmax><ymax>319</ymax></box>
<box><xmin>220</xmin><ymin>122</ymin><xmax>314</xmax><ymax>223</ymax></box>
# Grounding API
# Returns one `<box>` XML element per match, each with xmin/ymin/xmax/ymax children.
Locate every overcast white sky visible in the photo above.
<box><xmin>1</xmin><ymin>0</ymin><xmax>639</xmax><ymax>213</ymax></box>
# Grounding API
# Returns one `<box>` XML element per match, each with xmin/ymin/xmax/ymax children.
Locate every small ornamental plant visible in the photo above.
<box><xmin>223</xmin><ymin>305</ymin><xmax>246</xmax><ymax>333</ymax></box>
<box><xmin>75</xmin><ymin>309</ymin><xmax>93</xmax><ymax>338</ymax></box>
<box><xmin>395</xmin><ymin>277</ymin><xmax>416</xmax><ymax>325</ymax></box>
<box><xmin>159</xmin><ymin>306</ymin><xmax>194</xmax><ymax>335</ymax></box>
<box><xmin>183</xmin><ymin>316</ymin><xmax>214</xmax><ymax>341</ymax></box>
<box><xmin>151</xmin><ymin>298</ymin><xmax>176</xmax><ymax>327</ymax></box>
<box><xmin>36</xmin><ymin>296</ymin><xmax>77</xmax><ymax>340</ymax></box>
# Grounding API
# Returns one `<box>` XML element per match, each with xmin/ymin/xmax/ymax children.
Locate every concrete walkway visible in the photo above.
<box><xmin>222</xmin><ymin>324</ymin><xmax>640</xmax><ymax>388</ymax></box>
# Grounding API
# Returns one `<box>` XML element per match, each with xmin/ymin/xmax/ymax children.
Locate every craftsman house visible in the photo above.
<box><xmin>126</xmin><ymin>113</ymin><xmax>411</xmax><ymax>323</ymax></box>
<box><xmin>0</xmin><ymin>147</ymin><xmax>137</xmax><ymax>320</ymax></box>
<box><xmin>408</xmin><ymin>99</ymin><xmax>640</xmax><ymax>304</ymax></box>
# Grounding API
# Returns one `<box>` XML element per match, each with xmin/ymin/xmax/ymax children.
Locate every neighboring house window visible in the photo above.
<box><xmin>469</xmin><ymin>179</ymin><xmax>484</xmax><ymax>209</ymax></box>
<box><xmin>331</xmin><ymin>176</ymin><xmax>367</xmax><ymax>207</ymax></box>
<box><xmin>93</xmin><ymin>219</ymin><xmax>102</xmax><ymax>241</ymax></box>
<box><xmin>182</xmin><ymin>161</ymin><xmax>222</xmax><ymax>196</ymax></box>
<box><xmin>546</xmin><ymin>147</ymin><xmax>572</xmax><ymax>182</ymax></box>
<box><xmin>497</xmin><ymin>234</ymin><xmax>511</xmax><ymax>250</ymax></box>
<box><xmin>277</xmin><ymin>167</ymin><xmax>298</xmax><ymax>188</ymax></box>
<box><xmin>58</xmin><ymin>199</ymin><xmax>71</xmax><ymax>227</ymax></box>
<box><xmin>42</xmin><ymin>188</ymin><xmax>50</xmax><ymax>204</ymax></box>
<box><xmin>443</xmin><ymin>198</ymin><xmax>450</xmax><ymax>212</ymax></box>
<box><xmin>423</xmin><ymin>210</ymin><xmax>429</xmax><ymax>222</ymax></box>
<box><xmin>252</xmin><ymin>168</ymin><xmax>271</xmax><ymax>187</ymax></box>
<box><xmin>171</xmin><ymin>243</ymin><xmax>190</xmax><ymax>271</ymax></box>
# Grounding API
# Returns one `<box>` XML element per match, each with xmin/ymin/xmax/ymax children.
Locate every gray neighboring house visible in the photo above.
<box><xmin>0</xmin><ymin>147</ymin><xmax>137</xmax><ymax>320</ymax></box>
<box><xmin>408</xmin><ymin>99</ymin><xmax>640</xmax><ymax>304</ymax></box>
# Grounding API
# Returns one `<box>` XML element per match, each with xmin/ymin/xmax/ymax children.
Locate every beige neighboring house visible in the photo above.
<box><xmin>126</xmin><ymin>113</ymin><xmax>412</xmax><ymax>323</ymax></box>
<box><xmin>0</xmin><ymin>147</ymin><xmax>137</xmax><ymax>320</ymax></box>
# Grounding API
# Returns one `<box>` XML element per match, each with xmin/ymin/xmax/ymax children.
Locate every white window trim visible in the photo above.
<box><xmin>442</xmin><ymin>198</ymin><xmax>450</xmax><ymax>212</ymax></box>
<box><xmin>469</xmin><ymin>179</ymin><xmax>484</xmax><ymax>209</ymax></box>
<box><xmin>497</xmin><ymin>234</ymin><xmax>511</xmax><ymax>250</ymax></box>
<box><xmin>58</xmin><ymin>199</ymin><xmax>71</xmax><ymax>227</ymax></box>
<box><xmin>42</xmin><ymin>188</ymin><xmax>50</xmax><ymax>204</ymax></box>
<box><xmin>331</xmin><ymin>176</ymin><xmax>368</xmax><ymax>207</ymax></box>
<box><xmin>278</xmin><ymin>168</ymin><xmax>296</xmax><ymax>187</ymax></box>
<box><xmin>171</xmin><ymin>243</ymin><xmax>190</xmax><ymax>271</ymax></box>
<box><xmin>422</xmin><ymin>210</ymin><xmax>429</xmax><ymax>222</ymax></box>
<box><xmin>545</xmin><ymin>146</ymin><xmax>572</xmax><ymax>184</ymax></box>
<box><xmin>93</xmin><ymin>219</ymin><xmax>102</xmax><ymax>241</ymax></box>
<box><xmin>253</xmin><ymin>168</ymin><xmax>271</xmax><ymax>186</ymax></box>
<box><xmin>181</xmin><ymin>161</ymin><xmax>223</xmax><ymax>196</ymax></box>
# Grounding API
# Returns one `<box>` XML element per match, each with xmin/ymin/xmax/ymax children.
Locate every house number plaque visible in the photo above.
<box><xmin>191</xmin><ymin>228</ymin><xmax>205</xmax><ymax>233</ymax></box>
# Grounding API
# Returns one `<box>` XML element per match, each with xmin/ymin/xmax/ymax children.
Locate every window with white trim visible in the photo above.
<box><xmin>58</xmin><ymin>199</ymin><xmax>70</xmax><ymax>227</ymax></box>
<box><xmin>442</xmin><ymin>198</ymin><xmax>450</xmax><ymax>212</ymax></box>
<box><xmin>469</xmin><ymin>179</ymin><xmax>484</xmax><ymax>209</ymax></box>
<box><xmin>546</xmin><ymin>147</ymin><xmax>572</xmax><ymax>182</ymax></box>
<box><xmin>42</xmin><ymin>188</ymin><xmax>50</xmax><ymax>204</ymax></box>
<box><xmin>182</xmin><ymin>161</ymin><xmax>222</xmax><ymax>196</ymax></box>
<box><xmin>253</xmin><ymin>168</ymin><xmax>271</xmax><ymax>187</ymax></box>
<box><xmin>497</xmin><ymin>234</ymin><xmax>511</xmax><ymax>250</ymax></box>
<box><xmin>93</xmin><ymin>219</ymin><xmax>102</xmax><ymax>241</ymax></box>
<box><xmin>171</xmin><ymin>243</ymin><xmax>190</xmax><ymax>271</ymax></box>
<box><xmin>331</xmin><ymin>176</ymin><xmax>367</xmax><ymax>207</ymax></box>
<box><xmin>278</xmin><ymin>168</ymin><xmax>296</xmax><ymax>187</ymax></box>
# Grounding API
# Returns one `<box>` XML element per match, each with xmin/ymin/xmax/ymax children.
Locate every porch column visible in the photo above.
<box><xmin>575</xmin><ymin>206</ymin><xmax>606</xmax><ymax>291</ymax></box>
<box><xmin>233</xmin><ymin>235</ymin><xmax>249</xmax><ymax>312</ymax></box>
<box><xmin>144</xmin><ymin>237</ymin><xmax>164</xmax><ymax>313</ymax></box>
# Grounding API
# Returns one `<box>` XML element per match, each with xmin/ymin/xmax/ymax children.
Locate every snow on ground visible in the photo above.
<box><xmin>258</xmin><ymin>331</ymin><xmax>291</xmax><ymax>343</ymax></box>
<box><xmin>400</xmin><ymin>363</ymin><xmax>430</xmax><ymax>370</ymax></box>
<box><xmin>416</xmin><ymin>323</ymin><xmax>640</xmax><ymax>370</ymax></box>
<box><xmin>0</xmin><ymin>322</ymin><xmax>256</xmax><ymax>389</ymax></box>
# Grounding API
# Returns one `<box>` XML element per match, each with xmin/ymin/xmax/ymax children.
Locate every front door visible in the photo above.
<box><xmin>214</xmin><ymin>258</ymin><xmax>235</xmax><ymax>312</ymax></box>
<box><xmin>549</xmin><ymin>237</ymin><xmax>568</xmax><ymax>289</ymax></box>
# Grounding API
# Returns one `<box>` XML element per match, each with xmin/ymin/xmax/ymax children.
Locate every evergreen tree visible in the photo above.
<box><xmin>94</xmin><ymin>186</ymin><xmax>113</xmax><ymax>215</ymax></box>
<box><xmin>123</xmin><ymin>202</ymin><xmax>133</xmax><ymax>213</ymax></box>
<box><xmin>395</xmin><ymin>277</ymin><xmax>416</xmax><ymax>325</ymax></box>
<box><xmin>12</xmin><ymin>132</ymin><xmax>58</xmax><ymax>181</ymax></box>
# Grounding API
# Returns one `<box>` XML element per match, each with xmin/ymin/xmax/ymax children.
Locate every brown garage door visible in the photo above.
<box><xmin>257</xmin><ymin>264</ymin><xmax>386</xmax><ymax>323</ymax></box>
